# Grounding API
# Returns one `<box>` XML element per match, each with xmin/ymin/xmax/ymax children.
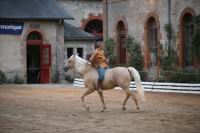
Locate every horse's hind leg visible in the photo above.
<box><xmin>97</xmin><ymin>91</ymin><xmax>106</xmax><ymax>112</ymax></box>
<box><xmin>123</xmin><ymin>88</ymin><xmax>139</xmax><ymax>112</ymax></box>
<box><xmin>122</xmin><ymin>93</ymin><xmax>130</xmax><ymax>111</ymax></box>
<box><xmin>81</xmin><ymin>88</ymin><xmax>95</xmax><ymax>111</ymax></box>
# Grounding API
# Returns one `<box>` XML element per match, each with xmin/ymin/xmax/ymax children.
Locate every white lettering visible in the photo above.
<box><xmin>0</xmin><ymin>24</ymin><xmax>22</xmax><ymax>31</ymax></box>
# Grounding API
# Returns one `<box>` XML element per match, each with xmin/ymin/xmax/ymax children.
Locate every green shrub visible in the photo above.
<box><xmin>6</xmin><ymin>78</ymin><xmax>13</xmax><ymax>84</ymax></box>
<box><xmin>139</xmin><ymin>71</ymin><xmax>148</xmax><ymax>81</ymax></box>
<box><xmin>104</xmin><ymin>38</ymin><xmax>117</xmax><ymax>67</ymax></box>
<box><xmin>161</xmin><ymin>24</ymin><xmax>177</xmax><ymax>70</ymax></box>
<box><xmin>13</xmin><ymin>74</ymin><xmax>24</xmax><ymax>84</ymax></box>
<box><xmin>163</xmin><ymin>69</ymin><xmax>200</xmax><ymax>83</ymax></box>
<box><xmin>65</xmin><ymin>75</ymin><xmax>74</xmax><ymax>83</ymax></box>
<box><xmin>0</xmin><ymin>70</ymin><xmax>7</xmax><ymax>84</ymax></box>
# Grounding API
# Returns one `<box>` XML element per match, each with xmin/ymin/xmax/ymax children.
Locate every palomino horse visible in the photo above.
<box><xmin>63</xmin><ymin>54</ymin><xmax>145</xmax><ymax>112</ymax></box>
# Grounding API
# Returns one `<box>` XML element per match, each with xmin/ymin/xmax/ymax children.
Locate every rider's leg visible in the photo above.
<box><xmin>97</xmin><ymin>80</ymin><xmax>103</xmax><ymax>92</ymax></box>
<box><xmin>97</xmin><ymin>67</ymin><xmax>104</xmax><ymax>92</ymax></box>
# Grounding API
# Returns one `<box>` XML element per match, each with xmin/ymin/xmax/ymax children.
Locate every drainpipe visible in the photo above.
<box><xmin>55</xmin><ymin>19</ymin><xmax>62</xmax><ymax>82</ymax></box>
<box><xmin>104</xmin><ymin>0</ymin><xmax>108</xmax><ymax>39</ymax></box>
<box><xmin>168</xmin><ymin>0</ymin><xmax>171</xmax><ymax>48</ymax></box>
<box><xmin>106</xmin><ymin>0</ymin><xmax>108</xmax><ymax>38</ymax></box>
<box><xmin>168</xmin><ymin>0</ymin><xmax>171</xmax><ymax>24</ymax></box>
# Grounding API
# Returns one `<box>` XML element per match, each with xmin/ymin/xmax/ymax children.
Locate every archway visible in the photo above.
<box><xmin>144</xmin><ymin>13</ymin><xmax>161</xmax><ymax>80</ymax></box>
<box><xmin>81</xmin><ymin>15</ymin><xmax>103</xmax><ymax>40</ymax></box>
<box><xmin>84</xmin><ymin>19</ymin><xmax>103</xmax><ymax>39</ymax></box>
<box><xmin>26</xmin><ymin>31</ymin><xmax>51</xmax><ymax>84</ymax></box>
<box><xmin>26</xmin><ymin>31</ymin><xmax>42</xmax><ymax>83</ymax></box>
<box><xmin>179</xmin><ymin>8</ymin><xmax>195</xmax><ymax>67</ymax></box>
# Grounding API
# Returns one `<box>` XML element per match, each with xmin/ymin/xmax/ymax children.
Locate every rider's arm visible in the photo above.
<box><xmin>89</xmin><ymin>50</ymin><xmax>97</xmax><ymax>63</ymax></box>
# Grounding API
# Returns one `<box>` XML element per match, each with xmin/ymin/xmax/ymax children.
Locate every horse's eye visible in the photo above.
<box><xmin>68</xmin><ymin>60</ymin><xmax>71</xmax><ymax>63</ymax></box>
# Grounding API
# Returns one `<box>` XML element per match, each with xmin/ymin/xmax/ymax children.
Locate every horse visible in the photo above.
<box><xmin>63</xmin><ymin>54</ymin><xmax>145</xmax><ymax>112</ymax></box>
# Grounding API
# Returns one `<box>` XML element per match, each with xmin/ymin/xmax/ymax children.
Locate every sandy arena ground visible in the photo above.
<box><xmin>0</xmin><ymin>84</ymin><xmax>200</xmax><ymax>133</ymax></box>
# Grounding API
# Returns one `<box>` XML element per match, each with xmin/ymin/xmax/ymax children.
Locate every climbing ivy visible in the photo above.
<box><xmin>104</xmin><ymin>38</ymin><xmax>117</xmax><ymax>66</ymax></box>
<box><xmin>124</xmin><ymin>35</ymin><xmax>144</xmax><ymax>71</ymax></box>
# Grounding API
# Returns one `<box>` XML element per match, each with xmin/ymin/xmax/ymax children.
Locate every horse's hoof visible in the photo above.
<box><xmin>122</xmin><ymin>107</ymin><xmax>126</xmax><ymax>111</ymax></box>
<box><xmin>101</xmin><ymin>107</ymin><xmax>106</xmax><ymax>112</ymax></box>
<box><xmin>136</xmin><ymin>107</ymin><xmax>140</xmax><ymax>113</ymax></box>
<box><xmin>86</xmin><ymin>107</ymin><xmax>90</xmax><ymax>112</ymax></box>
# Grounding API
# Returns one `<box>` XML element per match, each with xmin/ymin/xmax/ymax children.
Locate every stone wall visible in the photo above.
<box><xmin>57</xmin><ymin>0</ymin><xmax>103</xmax><ymax>27</ymax></box>
<box><xmin>106</xmin><ymin>0</ymin><xmax>200</xmax><ymax>54</ymax></box>
<box><xmin>104</xmin><ymin>0</ymin><xmax>200</xmax><ymax>80</ymax></box>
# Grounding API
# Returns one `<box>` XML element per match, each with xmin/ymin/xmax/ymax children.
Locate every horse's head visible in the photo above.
<box><xmin>63</xmin><ymin>53</ymin><xmax>92</xmax><ymax>74</ymax></box>
<box><xmin>63</xmin><ymin>54</ymin><xmax>76</xmax><ymax>72</ymax></box>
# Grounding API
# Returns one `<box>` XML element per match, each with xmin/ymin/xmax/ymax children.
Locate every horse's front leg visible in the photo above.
<box><xmin>97</xmin><ymin>91</ymin><xmax>107</xmax><ymax>112</ymax></box>
<box><xmin>81</xmin><ymin>88</ymin><xmax>95</xmax><ymax>111</ymax></box>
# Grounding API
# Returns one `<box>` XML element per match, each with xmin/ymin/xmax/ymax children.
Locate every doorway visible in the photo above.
<box><xmin>27</xmin><ymin>45</ymin><xmax>40</xmax><ymax>83</ymax></box>
<box><xmin>26</xmin><ymin>31</ymin><xmax>51</xmax><ymax>84</ymax></box>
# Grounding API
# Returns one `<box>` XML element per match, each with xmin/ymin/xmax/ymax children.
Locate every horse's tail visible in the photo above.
<box><xmin>128</xmin><ymin>67</ymin><xmax>146</xmax><ymax>102</ymax></box>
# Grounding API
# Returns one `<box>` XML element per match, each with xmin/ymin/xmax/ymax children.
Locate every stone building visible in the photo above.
<box><xmin>0</xmin><ymin>0</ymin><xmax>73</xmax><ymax>83</ymax></box>
<box><xmin>64</xmin><ymin>22</ymin><xmax>97</xmax><ymax>60</ymax></box>
<box><xmin>63</xmin><ymin>22</ymin><xmax>97</xmax><ymax>80</ymax></box>
<box><xmin>57</xmin><ymin>0</ymin><xmax>103</xmax><ymax>39</ymax></box>
<box><xmin>103</xmin><ymin>0</ymin><xmax>200</xmax><ymax>80</ymax></box>
<box><xmin>57</xmin><ymin>0</ymin><xmax>102</xmax><ymax>64</ymax></box>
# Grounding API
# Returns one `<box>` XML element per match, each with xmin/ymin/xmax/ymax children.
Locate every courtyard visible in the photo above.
<box><xmin>0</xmin><ymin>85</ymin><xmax>200</xmax><ymax>133</ymax></box>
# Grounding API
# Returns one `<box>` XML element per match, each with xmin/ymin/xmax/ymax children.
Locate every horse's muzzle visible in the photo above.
<box><xmin>63</xmin><ymin>66</ymin><xmax>68</xmax><ymax>72</ymax></box>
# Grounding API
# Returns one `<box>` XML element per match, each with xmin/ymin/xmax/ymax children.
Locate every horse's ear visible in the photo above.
<box><xmin>86</xmin><ymin>61</ymin><xmax>92</xmax><ymax>67</ymax></box>
<box><xmin>73</xmin><ymin>52</ymin><xmax>78</xmax><ymax>57</ymax></box>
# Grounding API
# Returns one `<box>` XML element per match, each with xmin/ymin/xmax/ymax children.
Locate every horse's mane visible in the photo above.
<box><xmin>70</xmin><ymin>55</ymin><xmax>93</xmax><ymax>73</ymax></box>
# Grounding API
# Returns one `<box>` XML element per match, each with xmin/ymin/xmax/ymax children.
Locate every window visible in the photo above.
<box><xmin>27</xmin><ymin>31</ymin><xmax>42</xmax><ymax>40</ymax></box>
<box><xmin>43</xmin><ymin>48</ymin><xmax>49</xmax><ymax>65</ymax></box>
<box><xmin>77</xmin><ymin>48</ymin><xmax>83</xmax><ymax>58</ymax></box>
<box><xmin>147</xmin><ymin>17</ymin><xmax>157</xmax><ymax>67</ymax></box>
<box><xmin>84</xmin><ymin>19</ymin><xmax>103</xmax><ymax>39</ymax></box>
<box><xmin>65</xmin><ymin>47</ymin><xmax>84</xmax><ymax>59</ymax></box>
<box><xmin>84</xmin><ymin>19</ymin><xmax>103</xmax><ymax>34</ymax></box>
<box><xmin>67</xmin><ymin>48</ymin><xmax>73</xmax><ymax>58</ymax></box>
<box><xmin>117</xmin><ymin>21</ymin><xmax>126</xmax><ymax>64</ymax></box>
<box><xmin>183</xmin><ymin>14</ymin><xmax>194</xmax><ymax>66</ymax></box>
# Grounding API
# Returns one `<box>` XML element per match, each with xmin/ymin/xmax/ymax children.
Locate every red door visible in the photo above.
<box><xmin>40</xmin><ymin>44</ymin><xmax>51</xmax><ymax>83</ymax></box>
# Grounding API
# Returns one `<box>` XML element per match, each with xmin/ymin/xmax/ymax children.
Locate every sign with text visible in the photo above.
<box><xmin>0</xmin><ymin>21</ymin><xmax>24</xmax><ymax>35</ymax></box>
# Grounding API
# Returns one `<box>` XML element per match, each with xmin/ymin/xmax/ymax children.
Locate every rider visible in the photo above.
<box><xmin>89</xmin><ymin>41</ymin><xmax>109</xmax><ymax>92</ymax></box>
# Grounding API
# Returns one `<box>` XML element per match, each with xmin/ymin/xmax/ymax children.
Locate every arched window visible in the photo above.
<box><xmin>182</xmin><ymin>13</ymin><xmax>194</xmax><ymax>66</ymax></box>
<box><xmin>27</xmin><ymin>31</ymin><xmax>42</xmax><ymax>41</ymax></box>
<box><xmin>84</xmin><ymin>19</ymin><xmax>103</xmax><ymax>39</ymax></box>
<box><xmin>147</xmin><ymin>17</ymin><xmax>157</xmax><ymax>67</ymax></box>
<box><xmin>116</xmin><ymin>21</ymin><xmax>126</xmax><ymax>64</ymax></box>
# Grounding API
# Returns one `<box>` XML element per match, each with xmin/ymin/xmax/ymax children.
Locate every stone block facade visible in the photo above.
<box><xmin>103</xmin><ymin>0</ymin><xmax>200</xmax><ymax>80</ymax></box>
